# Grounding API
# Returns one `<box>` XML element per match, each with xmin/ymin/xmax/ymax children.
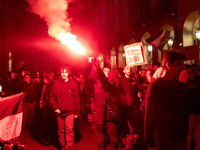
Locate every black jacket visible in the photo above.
<box><xmin>144</xmin><ymin>78</ymin><xmax>189</xmax><ymax>148</ymax></box>
<box><xmin>21</xmin><ymin>81</ymin><xmax>37</xmax><ymax>103</ymax></box>
<box><xmin>95</xmin><ymin>68</ymin><xmax>127</xmax><ymax>121</ymax></box>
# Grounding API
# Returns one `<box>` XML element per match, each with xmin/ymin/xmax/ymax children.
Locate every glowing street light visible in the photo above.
<box><xmin>168</xmin><ymin>38</ymin><xmax>174</xmax><ymax>48</ymax></box>
<box><xmin>196</xmin><ymin>30</ymin><xmax>200</xmax><ymax>40</ymax></box>
<box><xmin>148</xmin><ymin>45</ymin><xmax>153</xmax><ymax>52</ymax></box>
<box><xmin>195</xmin><ymin>12</ymin><xmax>200</xmax><ymax>40</ymax></box>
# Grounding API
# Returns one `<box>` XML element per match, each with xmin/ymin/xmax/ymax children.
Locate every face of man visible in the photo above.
<box><xmin>103</xmin><ymin>68</ymin><xmax>110</xmax><ymax>78</ymax></box>
<box><xmin>49</xmin><ymin>75</ymin><xmax>54</xmax><ymax>81</ymax></box>
<box><xmin>61</xmin><ymin>69</ymin><xmax>69</xmax><ymax>81</ymax></box>
<box><xmin>124</xmin><ymin>66</ymin><xmax>132</xmax><ymax>77</ymax></box>
<box><xmin>24</xmin><ymin>75</ymin><xmax>31</xmax><ymax>83</ymax></box>
<box><xmin>11</xmin><ymin>73</ymin><xmax>15</xmax><ymax>79</ymax></box>
<box><xmin>146</xmin><ymin>70</ymin><xmax>152</xmax><ymax>82</ymax></box>
<box><xmin>22</xmin><ymin>71</ymin><xmax>28</xmax><ymax>77</ymax></box>
<box><xmin>168</xmin><ymin>60</ymin><xmax>184</xmax><ymax>77</ymax></box>
<box><xmin>140</xmin><ymin>70</ymin><xmax>146</xmax><ymax>77</ymax></box>
<box><xmin>43</xmin><ymin>78</ymin><xmax>50</xmax><ymax>85</ymax></box>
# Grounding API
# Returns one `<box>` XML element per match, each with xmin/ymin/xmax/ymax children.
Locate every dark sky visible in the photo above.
<box><xmin>10</xmin><ymin>0</ymin><xmax>96</xmax><ymax>75</ymax></box>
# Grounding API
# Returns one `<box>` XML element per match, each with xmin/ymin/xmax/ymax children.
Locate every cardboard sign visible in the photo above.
<box><xmin>179</xmin><ymin>45</ymin><xmax>199</xmax><ymax>60</ymax></box>
<box><xmin>124</xmin><ymin>42</ymin><xmax>147</xmax><ymax>66</ymax></box>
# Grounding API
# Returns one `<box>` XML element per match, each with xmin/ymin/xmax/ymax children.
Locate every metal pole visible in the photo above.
<box><xmin>198</xmin><ymin>11</ymin><xmax>200</xmax><ymax>29</ymax></box>
<box><xmin>1</xmin><ymin>0</ymin><xmax>3</xmax><ymax>75</ymax></box>
<box><xmin>175</xmin><ymin>0</ymin><xmax>178</xmax><ymax>49</ymax></box>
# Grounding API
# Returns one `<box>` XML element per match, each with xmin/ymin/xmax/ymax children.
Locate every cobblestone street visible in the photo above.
<box><xmin>19</xmin><ymin>118</ymin><xmax>96</xmax><ymax>150</ymax></box>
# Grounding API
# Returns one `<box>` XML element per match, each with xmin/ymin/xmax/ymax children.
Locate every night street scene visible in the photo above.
<box><xmin>1</xmin><ymin>0</ymin><xmax>200</xmax><ymax>150</ymax></box>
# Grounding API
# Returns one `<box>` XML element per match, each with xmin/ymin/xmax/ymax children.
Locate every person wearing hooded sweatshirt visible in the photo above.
<box><xmin>91</xmin><ymin>54</ymin><xmax>127</xmax><ymax>150</ymax></box>
<box><xmin>90</xmin><ymin>64</ymin><xmax>110</xmax><ymax>150</ymax></box>
<box><xmin>50</xmin><ymin>66</ymin><xmax>80</xmax><ymax>150</ymax></box>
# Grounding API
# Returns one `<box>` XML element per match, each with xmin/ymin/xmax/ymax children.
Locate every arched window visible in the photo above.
<box><xmin>118</xmin><ymin>44</ymin><xmax>125</xmax><ymax>68</ymax></box>
<box><xmin>110</xmin><ymin>47</ymin><xmax>116</xmax><ymax>69</ymax></box>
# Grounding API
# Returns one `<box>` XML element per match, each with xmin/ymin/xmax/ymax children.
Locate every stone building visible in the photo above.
<box><xmin>1</xmin><ymin>0</ymin><xmax>200</xmax><ymax>74</ymax></box>
<box><xmin>95</xmin><ymin>0</ymin><xmax>200</xmax><ymax>69</ymax></box>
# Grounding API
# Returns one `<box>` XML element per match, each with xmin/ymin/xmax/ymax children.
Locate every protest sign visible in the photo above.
<box><xmin>124</xmin><ymin>42</ymin><xmax>147</xmax><ymax>66</ymax></box>
<box><xmin>179</xmin><ymin>45</ymin><xmax>199</xmax><ymax>60</ymax></box>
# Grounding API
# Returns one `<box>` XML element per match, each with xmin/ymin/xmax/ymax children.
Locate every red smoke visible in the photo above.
<box><xmin>25</xmin><ymin>0</ymin><xmax>86</xmax><ymax>55</ymax></box>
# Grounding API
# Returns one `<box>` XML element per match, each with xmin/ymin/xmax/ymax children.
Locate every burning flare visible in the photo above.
<box><xmin>49</xmin><ymin>26</ymin><xmax>86</xmax><ymax>55</ymax></box>
<box><xmin>58</xmin><ymin>32</ymin><xmax>86</xmax><ymax>55</ymax></box>
<box><xmin>25</xmin><ymin>0</ymin><xmax>86</xmax><ymax>55</ymax></box>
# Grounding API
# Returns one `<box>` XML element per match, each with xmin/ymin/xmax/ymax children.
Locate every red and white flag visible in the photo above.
<box><xmin>151</xmin><ymin>30</ymin><xmax>170</xmax><ymax>50</ymax></box>
<box><xmin>0</xmin><ymin>93</ymin><xmax>24</xmax><ymax>144</ymax></box>
<box><xmin>146</xmin><ymin>29</ymin><xmax>170</xmax><ymax>50</ymax></box>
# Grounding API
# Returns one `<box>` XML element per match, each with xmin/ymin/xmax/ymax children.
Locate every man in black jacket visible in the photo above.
<box><xmin>21</xmin><ymin>74</ymin><xmax>37</xmax><ymax>131</ymax></box>
<box><xmin>121</xmin><ymin>65</ymin><xmax>140</xmax><ymax>149</ymax></box>
<box><xmin>91</xmin><ymin>63</ymin><xmax>110</xmax><ymax>150</ymax></box>
<box><xmin>144</xmin><ymin>51</ymin><xmax>188</xmax><ymax>150</ymax></box>
<box><xmin>91</xmin><ymin>54</ymin><xmax>127</xmax><ymax>150</ymax></box>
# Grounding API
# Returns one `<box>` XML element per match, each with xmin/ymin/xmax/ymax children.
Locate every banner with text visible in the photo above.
<box><xmin>124</xmin><ymin>42</ymin><xmax>147</xmax><ymax>66</ymax></box>
<box><xmin>179</xmin><ymin>45</ymin><xmax>199</xmax><ymax>60</ymax></box>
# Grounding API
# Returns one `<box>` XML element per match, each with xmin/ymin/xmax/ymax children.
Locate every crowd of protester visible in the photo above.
<box><xmin>0</xmin><ymin>51</ymin><xmax>200</xmax><ymax>150</ymax></box>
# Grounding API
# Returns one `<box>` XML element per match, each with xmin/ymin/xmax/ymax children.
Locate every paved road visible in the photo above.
<box><xmin>19</xmin><ymin>116</ymin><xmax>195</xmax><ymax>150</ymax></box>
<box><xmin>19</xmin><ymin>118</ymin><xmax>96</xmax><ymax>150</ymax></box>
<box><xmin>11</xmin><ymin>117</ymin><xmax>196</xmax><ymax>150</ymax></box>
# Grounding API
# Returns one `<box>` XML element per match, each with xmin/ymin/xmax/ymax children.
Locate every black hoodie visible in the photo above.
<box><xmin>50</xmin><ymin>76</ymin><xmax>80</xmax><ymax>116</ymax></box>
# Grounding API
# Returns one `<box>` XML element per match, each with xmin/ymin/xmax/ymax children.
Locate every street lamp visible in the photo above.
<box><xmin>195</xmin><ymin>12</ymin><xmax>200</xmax><ymax>40</ymax></box>
<box><xmin>147</xmin><ymin>45</ymin><xmax>153</xmax><ymax>52</ymax></box>
<box><xmin>196</xmin><ymin>30</ymin><xmax>200</xmax><ymax>40</ymax></box>
<box><xmin>147</xmin><ymin>45</ymin><xmax>153</xmax><ymax>64</ymax></box>
<box><xmin>168</xmin><ymin>38</ymin><xmax>174</xmax><ymax>48</ymax></box>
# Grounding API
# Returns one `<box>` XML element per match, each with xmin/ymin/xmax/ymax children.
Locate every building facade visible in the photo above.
<box><xmin>95</xmin><ymin>0</ymin><xmax>200</xmax><ymax>69</ymax></box>
<box><xmin>0</xmin><ymin>0</ymin><xmax>12</xmax><ymax>75</ymax></box>
<box><xmin>1</xmin><ymin>0</ymin><xmax>200</xmax><ymax>74</ymax></box>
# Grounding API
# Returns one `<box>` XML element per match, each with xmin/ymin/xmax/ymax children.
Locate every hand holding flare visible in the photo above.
<box><xmin>89</xmin><ymin>54</ymin><xmax>103</xmax><ymax>70</ymax></box>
